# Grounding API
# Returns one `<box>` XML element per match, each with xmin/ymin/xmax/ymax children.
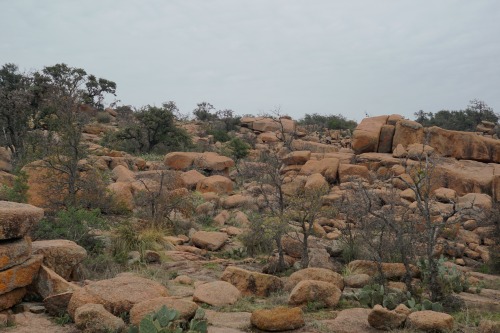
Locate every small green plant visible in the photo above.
<box><xmin>53</xmin><ymin>313</ymin><xmax>72</xmax><ymax>326</ymax></box>
<box><xmin>406</xmin><ymin>294</ymin><xmax>444</xmax><ymax>312</ymax></box>
<box><xmin>128</xmin><ymin>306</ymin><xmax>207</xmax><ymax>333</ymax></box>
<box><xmin>354</xmin><ymin>284</ymin><xmax>408</xmax><ymax>310</ymax></box>
<box><xmin>218</xmin><ymin>248</ymin><xmax>248</xmax><ymax>260</ymax></box>
<box><xmin>202</xmin><ymin>262</ymin><xmax>219</xmax><ymax>270</ymax></box>
<box><xmin>305</xmin><ymin>301</ymin><xmax>326</xmax><ymax>312</ymax></box>
<box><xmin>417</xmin><ymin>256</ymin><xmax>470</xmax><ymax>297</ymax></box>
<box><xmin>32</xmin><ymin>207</ymin><xmax>108</xmax><ymax>254</ymax></box>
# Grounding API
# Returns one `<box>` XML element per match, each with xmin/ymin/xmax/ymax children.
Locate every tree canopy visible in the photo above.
<box><xmin>414</xmin><ymin>99</ymin><xmax>498</xmax><ymax>131</ymax></box>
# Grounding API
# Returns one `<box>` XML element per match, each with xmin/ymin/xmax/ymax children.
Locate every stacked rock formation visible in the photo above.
<box><xmin>0</xmin><ymin>200</ymin><xmax>44</xmax><ymax>311</ymax></box>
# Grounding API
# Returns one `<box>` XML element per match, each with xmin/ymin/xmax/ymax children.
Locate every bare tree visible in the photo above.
<box><xmin>286</xmin><ymin>186</ymin><xmax>332</xmax><ymax>267</ymax></box>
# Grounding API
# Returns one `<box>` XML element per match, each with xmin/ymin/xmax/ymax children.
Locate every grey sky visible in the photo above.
<box><xmin>1</xmin><ymin>1</ymin><xmax>500</xmax><ymax>122</ymax></box>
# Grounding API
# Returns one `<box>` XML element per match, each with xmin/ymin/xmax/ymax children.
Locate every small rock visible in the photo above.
<box><xmin>128</xmin><ymin>251</ymin><xmax>141</xmax><ymax>265</ymax></box>
<box><xmin>143</xmin><ymin>250</ymin><xmax>161</xmax><ymax>263</ymax></box>
<box><xmin>174</xmin><ymin>275</ymin><xmax>193</xmax><ymax>285</ymax></box>
<box><xmin>29</xmin><ymin>305</ymin><xmax>45</xmax><ymax>314</ymax></box>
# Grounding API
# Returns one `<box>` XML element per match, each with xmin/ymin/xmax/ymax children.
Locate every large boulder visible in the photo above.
<box><xmin>299</xmin><ymin>158</ymin><xmax>340</xmax><ymax>183</ymax></box>
<box><xmin>0</xmin><ymin>254</ymin><xmax>43</xmax><ymax>295</ymax></box>
<box><xmin>221</xmin><ymin>266</ymin><xmax>284</xmax><ymax>297</ymax></box>
<box><xmin>22</xmin><ymin>161</ymin><xmax>67</xmax><ymax>209</ymax></box>
<box><xmin>338</xmin><ymin>164</ymin><xmax>370</xmax><ymax>183</ymax></box>
<box><xmin>67</xmin><ymin>274</ymin><xmax>169</xmax><ymax>318</ymax></box>
<box><xmin>406</xmin><ymin>310</ymin><xmax>454</xmax><ymax>332</ymax></box>
<box><xmin>251</xmin><ymin>307</ymin><xmax>305</xmax><ymax>331</ymax></box>
<box><xmin>193</xmin><ymin>281</ymin><xmax>241</xmax><ymax>306</ymax></box>
<box><xmin>194</xmin><ymin>152</ymin><xmax>235</xmax><ymax>173</ymax></box>
<box><xmin>288</xmin><ymin>280</ymin><xmax>341</xmax><ymax>308</ymax></box>
<box><xmin>32</xmin><ymin>239</ymin><xmax>87</xmax><ymax>281</ymax></box>
<box><xmin>304</xmin><ymin>173</ymin><xmax>328</xmax><ymax>192</ymax></box>
<box><xmin>352</xmin><ymin>115</ymin><xmax>389</xmax><ymax>154</ymax></box>
<box><xmin>0</xmin><ymin>201</ymin><xmax>44</xmax><ymax>240</ymax></box>
<box><xmin>285</xmin><ymin>268</ymin><xmax>344</xmax><ymax>291</ymax></box>
<box><xmin>251</xmin><ymin>117</ymin><xmax>296</xmax><ymax>133</ymax></box>
<box><xmin>130</xmin><ymin>297</ymin><xmax>198</xmax><ymax>325</ymax></box>
<box><xmin>164</xmin><ymin>152</ymin><xmax>200</xmax><ymax>170</ymax></box>
<box><xmin>392</xmin><ymin>119</ymin><xmax>424</xmax><ymax>150</ymax></box>
<box><xmin>0</xmin><ymin>237</ymin><xmax>31</xmax><ymax>271</ymax></box>
<box><xmin>191</xmin><ymin>231</ymin><xmax>228</xmax><ymax>251</ymax></box>
<box><xmin>282</xmin><ymin>151</ymin><xmax>311</xmax><ymax>166</ymax></box>
<box><xmin>426</xmin><ymin>126</ymin><xmax>500</xmax><ymax>163</ymax></box>
<box><xmin>196</xmin><ymin>175</ymin><xmax>233</xmax><ymax>194</ymax></box>
<box><xmin>111</xmin><ymin>165</ymin><xmax>135</xmax><ymax>183</ymax></box>
<box><xmin>432</xmin><ymin>159</ymin><xmax>494</xmax><ymax>196</ymax></box>
<box><xmin>74</xmin><ymin>303</ymin><xmax>125</xmax><ymax>333</ymax></box>
<box><xmin>107</xmin><ymin>182</ymin><xmax>134</xmax><ymax>211</ymax></box>
<box><xmin>180</xmin><ymin>170</ymin><xmax>206</xmax><ymax>189</ymax></box>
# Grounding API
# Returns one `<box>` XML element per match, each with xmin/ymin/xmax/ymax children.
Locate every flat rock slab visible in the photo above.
<box><xmin>0</xmin><ymin>237</ymin><xmax>32</xmax><ymax>271</ymax></box>
<box><xmin>0</xmin><ymin>201</ymin><xmax>44</xmax><ymax>240</ymax></box>
<box><xmin>8</xmin><ymin>312</ymin><xmax>78</xmax><ymax>333</ymax></box>
<box><xmin>207</xmin><ymin>328</ymin><xmax>246</xmax><ymax>333</ymax></box>
<box><xmin>457</xmin><ymin>292</ymin><xmax>500</xmax><ymax>312</ymax></box>
<box><xmin>0</xmin><ymin>254</ymin><xmax>43</xmax><ymax>295</ymax></box>
<box><xmin>320</xmin><ymin>308</ymin><xmax>380</xmax><ymax>333</ymax></box>
<box><xmin>205</xmin><ymin>309</ymin><xmax>251</xmax><ymax>330</ymax></box>
<box><xmin>67</xmin><ymin>274</ymin><xmax>169</xmax><ymax>318</ymax></box>
<box><xmin>193</xmin><ymin>281</ymin><xmax>241</xmax><ymax>306</ymax></box>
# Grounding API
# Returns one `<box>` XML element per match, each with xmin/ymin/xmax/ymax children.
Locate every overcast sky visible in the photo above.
<box><xmin>1</xmin><ymin>1</ymin><xmax>499</xmax><ymax>121</ymax></box>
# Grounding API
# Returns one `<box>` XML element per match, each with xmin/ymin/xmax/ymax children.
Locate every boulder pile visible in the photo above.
<box><xmin>0</xmin><ymin>201</ymin><xmax>44</xmax><ymax>311</ymax></box>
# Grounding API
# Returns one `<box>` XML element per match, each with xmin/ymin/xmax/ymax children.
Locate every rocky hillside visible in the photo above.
<box><xmin>0</xmin><ymin>113</ymin><xmax>499</xmax><ymax>333</ymax></box>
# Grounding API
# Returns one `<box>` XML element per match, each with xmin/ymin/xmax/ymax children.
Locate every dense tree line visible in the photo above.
<box><xmin>414</xmin><ymin>99</ymin><xmax>498</xmax><ymax>131</ymax></box>
<box><xmin>298</xmin><ymin>113</ymin><xmax>357</xmax><ymax>132</ymax></box>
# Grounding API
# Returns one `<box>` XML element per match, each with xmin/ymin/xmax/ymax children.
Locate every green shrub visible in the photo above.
<box><xmin>32</xmin><ymin>207</ymin><xmax>108</xmax><ymax>254</ymax></box>
<box><xmin>96</xmin><ymin>112</ymin><xmax>111</xmax><ymax>123</ymax></box>
<box><xmin>417</xmin><ymin>256</ymin><xmax>470</xmax><ymax>297</ymax></box>
<box><xmin>0</xmin><ymin>170</ymin><xmax>29</xmax><ymax>203</ymax></box>
<box><xmin>208</xmin><ymin>129</ymin><xmax>231</xmax><ymax>143</ymax></box>
<box><xmin>240</xmin><ymin>215</ymin><xmax>275</xmax><ymax>257</ymax></box>
<box><xmin>227</xmin><ymin>137</ymin><xmax>250</xmax><ymax>161</ymax></box>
